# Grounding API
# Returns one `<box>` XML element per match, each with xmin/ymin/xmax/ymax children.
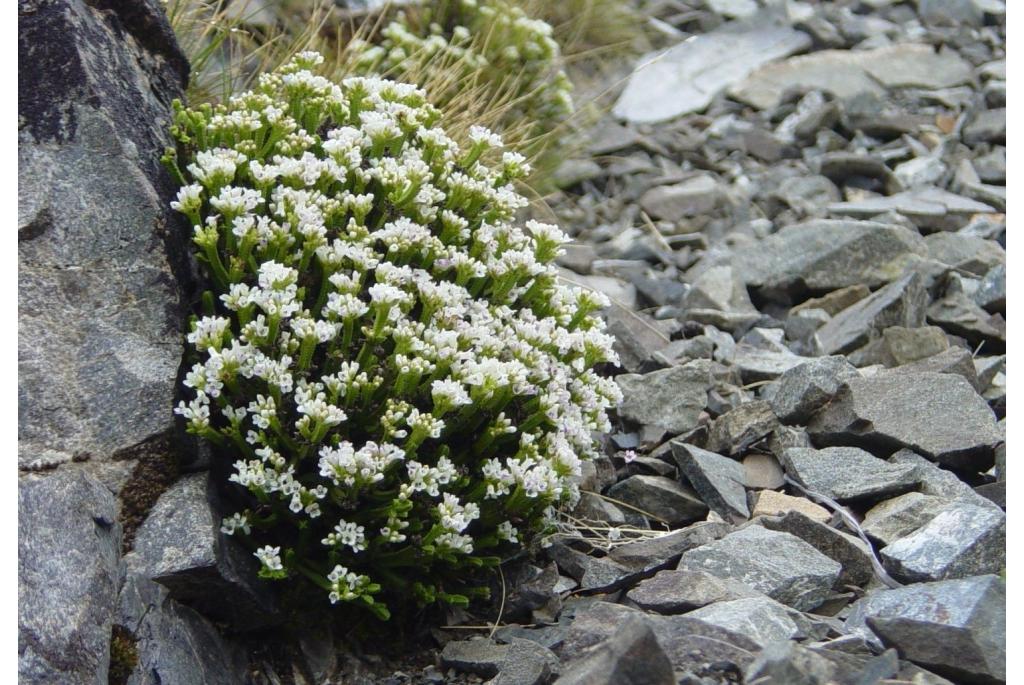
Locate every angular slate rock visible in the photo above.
<box><xmin>781</xmin><ymin>446</ymin><xmax>920</xmax><ymax>503</ymax></box>
<box><xmin>608</xmin><ymin>521</ymin><xmax>732</xmax><ymax>570</ymax></box>
<box><xmin>862</xmin><ymin>492</ymin><xmax>949</xmax><ymax>546</ymax></box>
<box><xmin>816</xmin><ymin>272</ymin><xmax>928</xmax><ymax>356</ymax></box>
<box><xmin>625</xmin><ymin>568</ymin><xmax>760</xmax><ymax>615</ymax></box>
<box><xmin>724</xmin><ymin>220</ymin><xmax>926</xmax><ymax>301</ymax></box>
<box><xmin>757</xmin><ymin>511</ymin><xmax>875</xmax><ymax>588</ymax></box>
<box><xmin>889</xmin><ymin>346</ymin><xmax>981</xmax><ymax>390</ymax></box>
<box><xmin>545</xmin><ymin>543</ymin><xmax>637</xmax><ymax>593</ymax></box>
<box><xmin>606</xmin><ymin>475</ymin><xmax>708</xmax><ymax>526</ymax></box>
<box><xmin>18</xmin><ymin>0</ymin><xmax>190</xmax><ymax>469</ymax></box>
<box><xmin>616</xmin><ymin>362</ymin><xmax>709</xmax><ymax>434</ymax></box>
<box><xmin>924</xmin><ymin>233</ymin><xmax>1005</xmax><ymax>277</ymax></box>
<box><xmin>889</xmin><ymin>450</ymin><xmax>1001</xmax><ymax>512</ymax></box>
<box><xmin>132</xmin><ymin>473</ymin><xmax>279</xmax><ymax>629</ymax></box>
<box><xmin>763</xmin><ymin>356</ymin><xmax>860</xmax><ymax>424</ymax></box>
<box><xmin>743</xmin><ymin>453</ymin><xmax>786</xmax><ymax>489</ymax></box>
<box><xmin>846</xmin><ymin>576</ymin><xmax>1005</xmax><ymax>683</ymax></box>
<box><xmin>848</xmin><ymin>325</ymin><xmax>949</xmax><ymax>368</ymax></box>
<box><xmin>613</xmin><ymin>14</ymin><xmax>810</xmax><ymax>123</ymax></box>
<box><xmin>554</xmin><ymin>617</ymin><xmax>674</xmax><ymax>685</ymax></box>
<box><xmin>974</xmin><ymin>264</ymin><xmax>1006</xmax><ymax>312</ymax></box>
<box><xmin>491</xmin><ymin>639</ymin><xmax>560</xmax><ymax>685</ymax></box>
<box><xmin>880</xmin><ymin>502</ymin><xmax>1006</xmax><ymax>583</ymax></box>
<box><xmin>685</xmin><ymin>597</ymin><xmax>810</xmax><ymax>649</ymax></box>
<box><xmin>807</xmin><ymin>373</ymin><xmax>1002</xmax><ymax>469</ymax></box>
<box><xmin>678</xmin><ymin>526</ymin><xmax>841</xmax><ymax>611</ymax></box>
<box><xmin>441</xmin><ymin>639</ymin><xmax>509</xmax><ymax>678</ymax></box>
<box><xmin>19</xmin><ymin>471</ymin><xmax>121</xmax><ymax>685</ymax></box>
<box><xmin>703</xmin><ymin>400</ymin><xmax>779</xmax><ymax>456</ymax></box>
<box><xmin>746</xmin><ymin>642</ymin><xmax>898</xmax><ymax>685</ymax></box>
<box><xmin>671</xmin><ymin>442</ymin><xmax>749</xmax><ymax>523</ymax></box>
<box><xmin>640</xmin><ymin>175</ymin><xmax>722</xmax><ymax>221</ymax></box>
<box><xmin>826</xmin><ymin>187</ymin><xmax>995</xmax><ymax>231</ymax></box>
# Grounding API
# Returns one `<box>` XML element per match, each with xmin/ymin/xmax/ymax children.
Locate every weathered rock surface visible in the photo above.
<box><xmin>625</xmin><ymin>568</ymin><xmax>759</xmax><ymax>614</ymax></box>
<box><xmin>880</xmin><ymin>502</ymin><xmax>1006</xmax><ymax>583</ymax></box>
<box><xmin>671</xmin><ymin>442</ymin><xmax>749</xmax><ymax>522</ymax></box>
<box><xmin>606</xmin><ymin>475</ymin><xmax>708</xmax><ymax>526</ymax></box>
<box><xmin>816</xmin><ymin>272</ymin><xmax>928</xmax><ymax>356</ymax></box>
<box><xmin>615</xmin><ymin>362</ymin><xmax>709</xmax><ymax>434</ymax></box>
<box><xmin>678</xmin><ymin>526</ymin><xmax>842</xmax><ymax>611</ymax></box>
<box><xmin>19</xmin><ymin>470</ymin><xmax>122</xmax><ymax>684</ymax></box>
<box><xmin>18</xmin><ymin>0</ymin><xmax>190</xmax><ymax>470</ymax></box>
<box><xmin>808</xmin><ymin>373</ymin><xmax>1002</xmax><ymax>468</ymax></box>
<box><xmin>846</xmin><ymin>576</ymin><xmax>1005</xmax><ymax>683</ymax></box>
<box><xmin>554</xmin><ymin>617</ymin><xmax>675</xmax><ymax>685</ymax></box>
<box><xmin>781</xmin><ymin>446</ymin><xmax>920</xmax><ymax>503</ymax></box>
<box><xmin>763</xmin><ymin>356</ymin><xmax>860</xmax><ymax>424</ymax></box>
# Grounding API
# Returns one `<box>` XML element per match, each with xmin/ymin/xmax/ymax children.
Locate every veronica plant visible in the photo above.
<box><xmin>164</xmin><ymin>52</ymin><xmax>620</xmax><ymax>619</ymax></box>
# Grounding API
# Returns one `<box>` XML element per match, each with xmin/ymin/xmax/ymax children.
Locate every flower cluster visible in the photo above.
<box><xmin>165</xmin><ymin>51</ymin><xmax>619</xmax><ymax>618</ymax></box>
<box><xmin>350</xmin><ymin>0</ymin><xmax>574</xmax><ymax>141</ymax></box>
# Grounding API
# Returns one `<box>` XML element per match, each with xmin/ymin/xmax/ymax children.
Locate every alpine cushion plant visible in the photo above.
<box><xmin>164</xmin><ymin>51</ymin><xmax>621</xmax><ymax>620</ymax></box>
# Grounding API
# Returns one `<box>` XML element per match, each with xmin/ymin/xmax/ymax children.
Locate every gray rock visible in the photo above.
<box><xmin>615</xmin><ymin>361</ymin><xmax>709</xmax><ymax>434</ymax></box>
<box><xmin>729</xmin><ymin>344</ymin><xmax>808</xmax><ymax>383</ymax></box>
<box><xmin>880</xmin><ymin>502</ymin><xmax>1005</xmax><ymax>583</ymax></box>
<box><xmin>613</xmin><ymin>14</ymin><xmax>810</xmax><ymax>123</ymax></box>
<box><xmin>888</xmin><ymin>347</ymin><xmax>981</xmax><ymax>391</ymax></box>
<box><xmin>862</xmin><ymin>493</ymin><xmax>950</xmax><ymax>546</ymax></box>
<box><xmin>685</xmin><ymin>597</ymin><xmax>810</xmax><ymax>649</ymax></box>
<box><xmin>963</xmin><ymin>108</ymin><xmax>1006</xmax><ymax>146</ymax></box>
<box><xmin>763</xmin><ymin>356</ymin><xmax>860</xmax><ymax>424</ymax></box>
<box><xmin>572</xmin><ymin>492</ymin><xmax>627</xmax><ymax>525</ymax></box>
<box><xmin>672</xmin><ymin>443</ymin><xmax>749</xmax><ymax>523</ymax></box>
<box><xmin>781</xmin><ymin>446</ymin><xmax>920</xmax><ymax>503</ymax></box>
<box><xmin>442</xmin><ymin>639</ymin><xmax>509</xmax><ymax>678</ymax></box>
<box><xmin>827</xmin><ymin>187</ymin><xmax>995</xmax><ymax>231</ymax></box>
<box><xmin>18</xmin><ymin>0</ymin><xmax>190</xmax><ymax>470</ymax></box>
<box><xmin>924</xmin><ymin>233</ymin><xmax>1005</xmax><ymax>277</ymax></box>
<box><xmin>973</xmin><ymin>147</ymin><xmax>1006</xmax><ymax>184</ymax></box>
<box><xmin>604</xmin><ymin>304</ymin><xmax>669</xmax><ymax>373</ymax></box>
<box><xmin>817</xmin><ymin>152</ymin><xmax>904</xmax><ymax>195</ymax></box>
<box><xmin>703</xmin><ymin>400</ymin><xmax>778</xmax><ymax>456</ymax></box>
<box><xmin>974</xmin><ymin>264</ymin><xmax>1006</xmax><ymax>312</ymax></box>
<box><xmin>757</xmin><ymin>511</ymin><xmax>875</xmax><ymax>588</ymax></box>
<box><xmin>816</xmin><ymin>272</ymin><xmax>928</xmax><ymax>356</ymax></box>
<box><xmin>19</xmin><ymin>471</ymin><xmax>121</xmax><ymax>684</ymax></box>
<box><xmin>723</xmin><ymin>220</ymin><xmax>926</xmax><ymax>301</ymax></box>
<box><xmin>927</xmin><ymin>291</ymin><xmax>1006</xmax><ymax>346</ymax></box>
<box><xmin>807</xmin><ymin>372</ymin><xmax>1001</xmax><ymax>469</ymax></box>
<box><xmin>678</xmin><ymin>526</ymin><xmax>842</xmax><ymax>611</ymax></box>
<box><xmin>848</xmin><ymin>326</ymin><xmax>949</xmax><ymax>368</ymax></box>
<box><xmin>846</xmin><ymin>576</ymin><xmax>1005</xmax><ymax>683</ymax></box>
<box><xmin>918</xmin><ymin>0</ymin><xmax>985</xmax><ymax>25</ymax></box>
<box><xmin>730</xmin><ymin>44</ymin><xmax>972</xmax><ymax>110</ymax></box>
<box><xmin>554</xmin><ymin>617</ymin><xmax>674</xmax><ymax>685</ymax></box>
<box><xmin>545</xmin><ymin>544</ymin><xmax>637</xmax><ymax>593</ymax></box>
<box><xmin>889</xmin><ymin>450</ymin><xmax>1001</xmax><ymax>512</ymax></box>
<box><xmin>894</xmin><ymin>155</ymin><xmax>947</xmax><ymax>189</ymax></box>
<box><xmin>606</xmin><ymin>475</ymin><xmax>708</xmax><ymax>526</ymax></box>
<box><xmin>608</xmin><ymin>521</ymin><xmax>733</xmax><ymax>569</ymax></box>
<box><xmin>131</xmin><ymin>473</ymin><xmax>279</xmax><ymax>629</ymax></box>
<box><xmin>491</xmin><ymin>639</ymin><xmax>560</xmax><ymax>685</ymax></box>
<box><xmin>792</xmin><ymin>285</ymin><xmax>871</xmax><ymax>317</ymax></box>
<box><xmin>682</xmin><ymin>265</ymin><xmax>760</xmax><ymax>333</ymax></box>
<box><xmin>625</xmin><ymin>568</ymin><xmax>760</xmax><ymax>614</ymax></box>
<box><xmin>640</xmin><ymin>175</ymin><xmax>722</xmax><ymax>221</ymax></box>
<box><xmin>116</xmin><ymin>569</ymin><xmax>249</xmax><ymax>685</ymax></box>
<box><xmin>746</xmin><ymin>642</ymin><xmax>899</xmax><ymax>685</ymax></box>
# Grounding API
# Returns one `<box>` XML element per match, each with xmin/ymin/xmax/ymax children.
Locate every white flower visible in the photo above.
<box><xmin>254</xmin><ymin>545</ymin><xmax>283</xmax><ymax>571</ymax></box>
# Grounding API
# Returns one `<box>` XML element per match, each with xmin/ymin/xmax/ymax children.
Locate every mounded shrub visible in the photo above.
<box><xmin>165</xmin><ymin>52</ymin><xmax>619</xmax><ymax>619</ymax></box>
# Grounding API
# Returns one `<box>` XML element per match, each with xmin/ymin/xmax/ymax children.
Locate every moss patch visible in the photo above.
<box><xmin>115</xmin><ymin>431</ymin><xmax>181</xmax><ymax>552</ymax></box>
<box><xmin>108</xmin><ymin>624</ymin><xmax>139</xmax><ymax>685</ymax></box>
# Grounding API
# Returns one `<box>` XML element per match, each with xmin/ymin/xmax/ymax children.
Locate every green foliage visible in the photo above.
<box><xmin>165</xmin><ymin>52</ymin><xmax>621</xmax><ymax>618</ymax></box>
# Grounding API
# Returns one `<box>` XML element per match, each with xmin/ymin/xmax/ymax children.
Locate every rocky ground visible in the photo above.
<box><xmin>18</xmin><ymin>0</ymin><xmax>1005</xmax><ymax>684</ymax></box>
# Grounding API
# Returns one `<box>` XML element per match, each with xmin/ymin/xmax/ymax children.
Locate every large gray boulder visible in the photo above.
<box><xmin>18</xmin><ymin>0</ymin><xmax>191</xmax><ymax>470</ymax></box>
<box><xmin>19</xmin><ymin>470</ymin><xmax>122</xmax><ymax>685</ymax></box>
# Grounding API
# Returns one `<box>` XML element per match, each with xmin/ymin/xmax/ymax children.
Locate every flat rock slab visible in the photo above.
<box><xmin>846</xmin><ymin>576</ymin><xmax>1005</xmax><ymax>683</ymax></box>
<box><xmin>685</xmin><ymin>597</ymin><xmax>810</xmax><ymax>649</ymax></box>
<box><xmin>724</xmin><ymin>220</ymin><xmax>927</xmax><ymax>301</ymax></box>
<box><xmin>19</xmin><ymin>471</ymin><xmax>121</xmax><ymax>684</ymax></box>
<box><xmin>606</xmin><ymin>475</ymin><xmax>709</xmax><ymax>526</ymax></box>
<box><xmin>678</xmin><ymin>526</ymin><xmax>841</xmax><ymax>611</ymax></box>
<box><xmin>880</xmin><ymin>501</ymin><xmax>1005</xmax><ymax>583</ymax></box>
<box><xmin>757</xmin><ymin>511</ymin><xmax>875</xmax><ymax>588</ymax></box>
<box><xmin>862</xmin><ymin>492</ymin><xmax>949</xmax><ymax>546</ymax></box>
<box><xmin>616</xmin><ymin>362</ymin><xmax>709</xmax><ymax>434</ymax></box>
<box><xmin>816</xmin><ymin>271</ymin><xmax>928</xmax><ymax>356</ymax></box>
<box><xmin>672</xmin><ymin>442</ymin><xmax>749</xmax><ymax>523</ymax></box>
<box><xmin>808</xmin><ymin>372</ymin><xmax>1002</xmax><ymax>469</ymax></box>
<box><xmin>608</xmin><ymin>522</ymin><xmax>733</xmax><ymax>569</ymax></box>
<box><xmin>614</xmin><ymin>15</ymin><xmax>810</xmax><ymax>123</ymax></box>
<box><xmin>827</xmin><ymin>187</ymin><xmax>995</xmax><ymax>231</ymax></box>
<box><xmin>763</xmin><ymin>356</ymin><xmax>860</xmax><ymax>424</ymax></box>
<box><xmin>18</xmin><ymin>0</ymin><xmax>189</xmax><ymax>469</ymax></box>
<box><xmin>731</xmin><ymin>44</ymin><xmax>973</xmax><ymax>110</ymax></box>
<box><xmin>750</xmin><ymin>490</ymin><xmax>830</xmax><ymax>522</ymax></box>
<box><xmin>781</xmin><ymin>446</ymin><xmax>920</xmax><ymax>503</ymax></box>
<box><xmin>554</xmin><ymin>617</ymin><xmax>675</xmax><ymax>685</ymax></box>
<box><xmin>625</xmin><ymin>568</ymin><xmax>760</xmax><ymax>614</ymax></box>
